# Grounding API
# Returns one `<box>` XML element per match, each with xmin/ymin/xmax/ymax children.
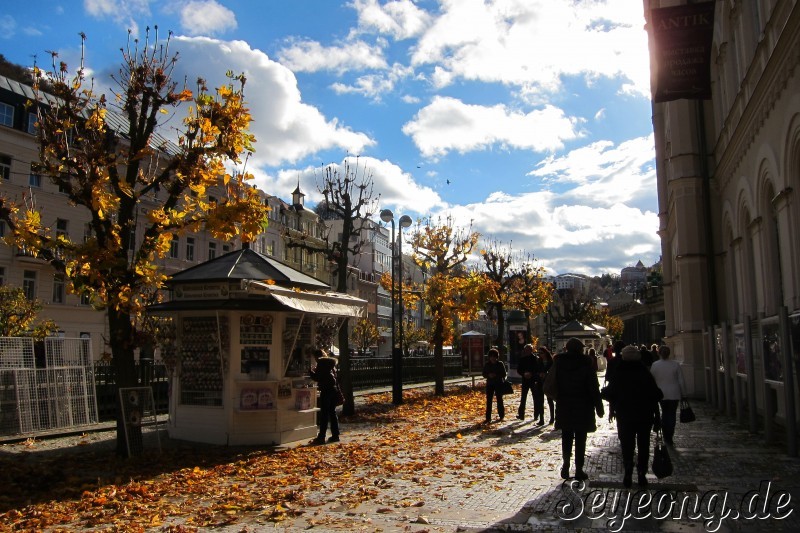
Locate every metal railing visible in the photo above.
<box><xmin>350</xmin><ymin>354</ymin><xmax>464</xmax><ymax>390</ymax></box>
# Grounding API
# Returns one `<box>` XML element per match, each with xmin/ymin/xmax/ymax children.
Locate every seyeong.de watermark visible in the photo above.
<box><xmin>555</xmin><ymin>480</ymin><xmax>793</xmax><ymax>532</ymax></box>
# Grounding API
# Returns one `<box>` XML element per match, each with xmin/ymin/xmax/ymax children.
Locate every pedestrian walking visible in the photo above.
<box><xmin>516</xmin><ymin>344</ymin><xmax>541</xmax><ymax>421</ymax></box>
<box><xmin>650</xmin><ymin>345</ymin><xmax>686</xmax><ymax>446</ymax></box>
<box><xmin>602</xmin><ymin>345</ymin><xmax>663</xmax><ymax>487</ymax></box>
<box><xmin>482</xmin><ymin>348</ymin><xmax>506</xmax><ymax>423</ymax></box>
<box><xmin>553</xmin><ymin>338</ymin><xmax>604</xmax><ymax>481</ymax></box>
<box><xmin>309</xmin><ymin>348</ymin><xmax>341</xmax><ymax>444</ymax></box>
<box><xmin>536</xmin><ymin>346</ymin><xmax>554</xmax><ymax>425</ymax></box>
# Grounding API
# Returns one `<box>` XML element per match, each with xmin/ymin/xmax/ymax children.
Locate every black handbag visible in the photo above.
<box><xmin>679</xmin><ymin>399</ymin><xmax>696</xmax><ymax>423</ymax></box>
<box><xmin>652</xmin><ymin>431</ymin><xmax>673</xmax><ymax>479</ymax></box>
<box><xmin>500</xmin><ymin>379</ymin><xmax>514</xmax><ymax>395</ymax></box>
<box><xmin>334</xmin><ymin>386</ymin><xmax>345</xmax><ymax>406</ymax></box>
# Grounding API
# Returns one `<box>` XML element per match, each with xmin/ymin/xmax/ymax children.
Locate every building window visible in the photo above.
<box><xmin>29</xmin><ymin>164</ymin><xmax>41</xmax><ymax>187</ymax></box>
<box><xmin>56</xmin><ymin>218</ymin><xmax>68</xmax><ymax>240</ymax></box>
<box><xmin>129</xmin><ymin>228</ymin><xmax>136</xmax><ymax>251</ymax></box>
<box><xmin>0</xmin><ymin>266</ymin><xmax>4</xmax><ymax>285</ymax></box>
<box><xmin>81</xmin><ymin>291</ymin><xmax>91</xmax><ymax>306</ymax></box>
<box><xmin>186</xmin><ymin>237</ymin><xmax>195</xmax><ymax>261</ymax></box>
<box><xmin>52</xmin><ymin>274</ymin><xmax>65</xmax><ymax>304</ymax></box>
<box><xmin>23</xmin><ymin>270</ymin><xmax>36</xmax><ymax>300</ymax></box>
<box><xmin>0</xmin><ymin>102</ymin><xmax>13</xmax><ymax>127</ymax></box>
<box><xmin>222</xmin><ymin>244</ymin><xmax>230</xmax><ymax>253</ymax></box>
<box><xmin>0</xmin><ymin>154</ymin><xmax>10</xmax><ymax>180</ymax></box>
<box><xmin>26</xmin><ymin>113</ymin><xmax>38</xmax><ymax>135</ymax></box>
<box><xmin>83</xmin><ymin>223</ymin><xmax>93</xmax><ymax>243</ymax></box>
<box><xmin>208</xmin><ymin>241</ymin><xmax>217</xmax><ymax>260</ymax></box>
<box><xmin>267</xmin><ymin>241</ymin><xmax>274</xmax><ymax>256</ymax></box>
<box><xmin>0</xmin><ymin>220</ymin><xmax>5</xmax><ymax>238</ymax></box>
<box><xmin>169</xmin><ymin>234</ymin><xmax>179</xmax><ymax>258</ymax></box>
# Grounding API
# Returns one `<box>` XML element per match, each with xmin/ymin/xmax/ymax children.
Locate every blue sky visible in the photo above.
<box><xmin>1</xmin><ymin>0</ymin><xmax>660</xmax><ymax>276</ymax></box>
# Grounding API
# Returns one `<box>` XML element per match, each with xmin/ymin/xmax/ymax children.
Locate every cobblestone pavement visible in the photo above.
<box><xmin>260</xmin><ymin>395</ymin><xmax>800</xmax><ymax>532</ymax></box>
<box><xmin>3</xmin><ymin>384</ymin><xmax>800</xmax><ymax>532</ymax></box>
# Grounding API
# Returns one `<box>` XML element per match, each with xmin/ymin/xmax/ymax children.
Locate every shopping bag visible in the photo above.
<box><xmin>543</xmin><ymin>363</ymin><xmax>558</xmax><ymax>401</ymax></box>
<box><xmin>500</xmin><ymin>379</ymin><xmax>514</xmax><ymax>395</ymax></box>
<box><xmin>679</xmin><ymin>399</ymin><xmax>696</xmax><ymax>423</ymax></box>
<box><xmin>652</xmin><ymin>431</ymin><xmax>673</xmax><ymax>478</ymax></box>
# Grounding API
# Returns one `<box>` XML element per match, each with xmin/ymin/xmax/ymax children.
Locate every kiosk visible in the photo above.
<box><xmin>147</xmin><ymin>247</ymin><xmax>366</xmax><ymax>446</ymax></box>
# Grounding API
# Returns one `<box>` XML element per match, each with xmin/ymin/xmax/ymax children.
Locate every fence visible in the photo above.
<box><xmin>93</xmin><ymin>360</ymin><xmax>170</xmax><ymax>421</ymax></box>
<box><xmin>2</xmin><ymin>345</ymin><xmax>466</xmax><ymax>437</ymax></box>
<box><xmin>0</xmin><ymin>337</ymin><xmax>98</xmax><ymax>437</ymax></box>
<box><xmin>350</xmin><ymin>354</ymin><xmax>464</xmax><ymax>390</ymax></box>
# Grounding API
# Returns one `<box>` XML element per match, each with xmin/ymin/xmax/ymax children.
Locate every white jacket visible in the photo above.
<box><xmin>650</xmin><ymin>359</ymin><xmax>685</xmax><ymax>400</ymax></box>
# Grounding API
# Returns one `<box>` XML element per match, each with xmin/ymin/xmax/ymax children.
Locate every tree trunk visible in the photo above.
<box><xmin>495</xmin><ymin>304</ymin><xmax>506</xmax><ymax>359</ymax></box>
<box><xmin>433</xmin><ymin>316</ymin><xmax>445</xmax><ymax>395</ymax></box>
<box><xmin>108</xmin><ymin>307</ymin><xmax>139</xmax><ymax>457</ymax></box>
<box><xmin>337</xmin><ymin>318</ymin><xmax>354</xmax><ymax>416</ymax></box>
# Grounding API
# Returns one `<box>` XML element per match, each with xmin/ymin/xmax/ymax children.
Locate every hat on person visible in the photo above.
<box><xmin>565</xmin><ymin>337</ymin><xmax>584</xmax><ymax>353</ymax></box>
<box><xmin>621</xmin><ymin>345</ymin><xmax>642</xmax><ymax>361</ymax></box>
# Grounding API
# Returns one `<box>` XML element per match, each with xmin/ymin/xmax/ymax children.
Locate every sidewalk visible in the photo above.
<box><xmin>268</xmin><ymin>395</ymin><xmax>800</xmax><ymax>532</ymax></box>
<box><xmin>2</xmin><ymin>384</ymin><xmax>800</xmax><ymax>532</ymax></box>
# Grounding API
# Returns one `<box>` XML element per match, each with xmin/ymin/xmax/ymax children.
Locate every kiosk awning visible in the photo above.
<box><xmin>243</xmin><ymin>280</ymin><xmax>367</xmax><ymax>318</ymax></box>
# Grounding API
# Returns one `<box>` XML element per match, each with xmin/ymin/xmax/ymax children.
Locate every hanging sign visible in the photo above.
<box><xmin>650</xmin><ymin>1</ymin><xmax>715</xmax><ymax>103</ymax></box>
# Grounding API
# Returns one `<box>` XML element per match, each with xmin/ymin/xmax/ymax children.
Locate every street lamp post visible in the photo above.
<box><xmin>380</xmin><ymin>209</ymin><xmax>412</xmax><ymax>405</ymax></box>
<box><xmin>397</xmin><ymin>214</ymin><xmax>413</xmax><ymax>396</ymax></box>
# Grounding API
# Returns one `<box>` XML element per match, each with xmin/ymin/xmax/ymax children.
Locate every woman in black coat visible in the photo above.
<box><xmin>309</xmin><ymin>348</ymin><xmax>341</xmax><ymax>444</ymax></box>
<box><xmin>603</xmin><ymin>345</ymin><xmax>663</xmax><ymax>487</ymax></box>
<box><xmin>553</xmin><ymin>338</ymin><xmax>604</xmax><ymax>480</ymax></box>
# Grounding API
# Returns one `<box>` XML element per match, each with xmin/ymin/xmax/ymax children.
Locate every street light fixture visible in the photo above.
<box><xmin>380</xmin><ymin>209</ymin><xmax>412</xmax><ymax>405</ymax></box>
<box><xmin>397</xmin><ymin>214</ymin><xmax>413</xmax><ymax>398</ymax></box>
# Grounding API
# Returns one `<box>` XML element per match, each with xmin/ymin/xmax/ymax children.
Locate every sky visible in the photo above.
<box><xmin>0</xmin><ymin>0</ymin><xmax>660</xmax><ymax>277</ymax></box>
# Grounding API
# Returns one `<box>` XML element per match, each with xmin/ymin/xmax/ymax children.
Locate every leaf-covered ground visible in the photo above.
<box><xmin>0</xmin><ymin>385</ymin><xmax>559</xmax><ymax>531</ymax></box>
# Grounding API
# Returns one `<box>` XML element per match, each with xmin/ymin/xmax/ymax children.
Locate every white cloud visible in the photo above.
<box><xmin>277</xmin><ymin>39</ymin><xmax>387</xmax><ymax>73</ymax></box>
<box><xmin>529</xmin><ymin>135</ymin><xmax>656</xmax><ymax>207</ymax></box>
<box><xmin>410</xmin><ymin>0</ymin><xmax>650</xmax><ymax>97</ymax></box>
<box><xmin>0</xmin><ymin>15</ymin><xmax>16</xmax><ymax>39</ymax></box>
<box><xmin>411</xmin><ymin>135</ymin><xmax>660</xmax><ymax>275</ymax></box>
<box><xmin>180</xmin><ymin>0</ymin><xmax>237</xmax><ymax>36</ymax></box>
<box><xmin>402</xmin><ymin>96</ymin><xmax>583</xmax><ymax>157</ymax></box>
<box><xmin>256</xmin><ymin>156</ymin><xmax>444</xmax><ymax>217</ymax></box>
<box><xmin>351</xmin><ymin>0</ymin><xmax>432</xmax><ymax>40</ymax></box>
<box><xmin>170</xmin><ymin>36</ymin><xmax>375</xmax><ymax>166</ymax></box>
<box><xmin>83</xmin><ymin>0</ymin><xmax>150</xmax><ymax>34</ymax></box>
<box><xmin>330</xmin><ymin>63</ymin><xmax>414</xmax><ymax>101</ymax></box>
<box><xmin>437</xmin><ymin>189</ymin><xmax>659</xmax><ymax>276</ymax></box>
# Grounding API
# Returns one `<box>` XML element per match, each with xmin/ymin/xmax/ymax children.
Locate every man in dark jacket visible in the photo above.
<box><xmin>516</xmin><ymin>344</ymin><xmax>541</xmax><ymax>421</ymax></box>
<box><xmin>554</xmin><ymin>337</ymin><xmax>604</xmax><ymax>481</ymax></box>
<box><xmin>482</xmin><ymin>348</ymin><xmax>507</xmax><ymax>423</ymax></box>
<box><xmin>603</xmin><ymin>345</ymin><xmax>663</xmax><ymax>487</ymax></box>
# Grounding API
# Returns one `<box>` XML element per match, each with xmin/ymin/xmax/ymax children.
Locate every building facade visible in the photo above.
<box><xmin>647</xmin><ymin>0</ymin><xmax>800</xmax><ymax>438</ymax></box>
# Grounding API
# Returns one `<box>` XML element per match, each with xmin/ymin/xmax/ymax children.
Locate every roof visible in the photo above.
<box><xmin>167</xmin><ymin>247</ymin><xmax>329</xmax><ymax>290</ymax></box>
<box><xmin>0</xmin><ymin>73</ymin><xmax>178</xmax><ymax>155</ymax></box>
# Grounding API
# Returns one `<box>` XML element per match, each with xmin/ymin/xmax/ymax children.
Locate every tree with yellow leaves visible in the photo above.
<box><xmin>479</xmin><ymin>241</ymin><xmax>553</xmax><ymax>357</ymax></box>
<box><xmin>409</xmin><ymin>216</ymin><xmax>486</xmax><ymax>395</ymax></box>
<box><xmin>0</xmin><ymin>285</ymin><xmax>58</xmax><ymax>338</ymax></box>
<box><xmin>350</xmin><ymin>317</ymin><xmax>380</xmax><ymax>356</ymax></box>
<box><xmin>0</xmin><ymin>30</ymin><xmax>269</xmax><ymax>453</ymax></box>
